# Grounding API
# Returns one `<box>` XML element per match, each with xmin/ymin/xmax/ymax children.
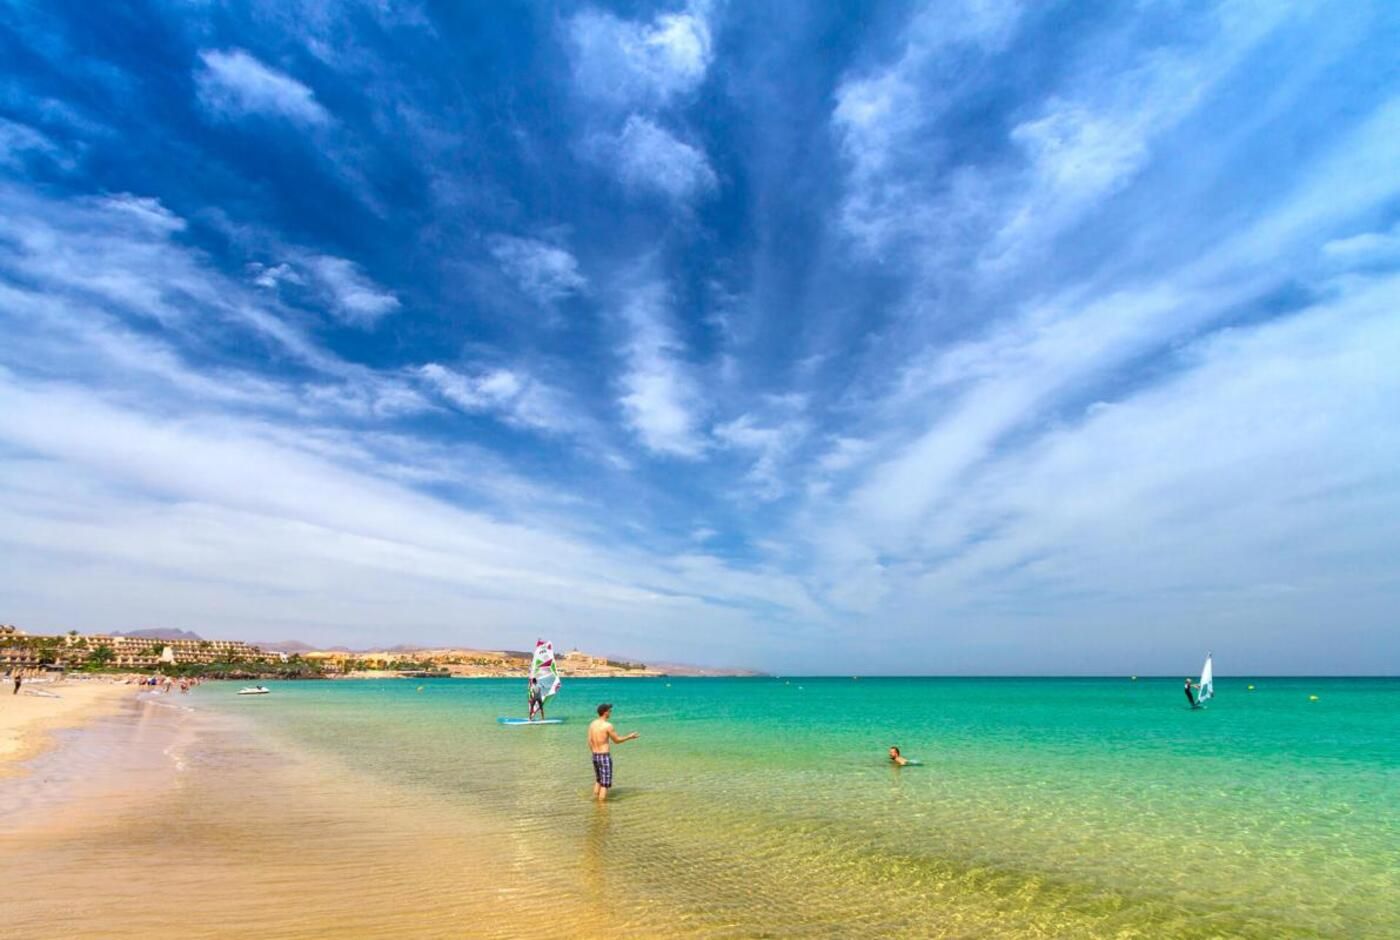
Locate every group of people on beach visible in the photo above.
<box><xmin>126</xmin><ymin>675</ymin><xmax>198</xmax><ymax>694</ymax></box>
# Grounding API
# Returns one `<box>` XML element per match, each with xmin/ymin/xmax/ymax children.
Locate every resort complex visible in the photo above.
<box><xmin>0</xmin><ymin>624</ymin><xmax>660</xmax><ymax>678</ymax></box>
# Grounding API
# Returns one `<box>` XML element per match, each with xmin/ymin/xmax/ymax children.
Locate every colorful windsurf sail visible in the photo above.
<box><xmin>1197</xmin><ymin>652</ymin><xmax>1214</xmax><ymax>705</ymax></box>
<box><xmin>529</xmin><ymin>640</ymin><xmax>561</xmax><ymax>715</ymax></box>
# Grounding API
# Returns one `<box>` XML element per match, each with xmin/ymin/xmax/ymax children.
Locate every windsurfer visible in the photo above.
<box><xmin>528</xmin><ymin>676</ymin><xmax>545</xmax><ymax>720</ymax></box>
<box><xmin>588</xmin><ymin>703</ymin><xmax>638</xmax><ymax>802</ymax></box>
<box><xmin>1184</xmin><ymin>677</ymin><xmax>1198</xmax><ymax>707</ymax></box>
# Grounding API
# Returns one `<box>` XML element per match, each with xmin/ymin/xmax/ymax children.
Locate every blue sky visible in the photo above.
<box><xmin>1</xmin><ymin>1</ymin><xmax>1397</xmax><ymax>673</ymax></box>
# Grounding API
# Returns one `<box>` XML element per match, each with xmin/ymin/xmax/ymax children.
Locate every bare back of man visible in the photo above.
<box><xmin>587</xmin><ymin>704</ymin><xmax>637</xmax><ymax>801</ymax></box>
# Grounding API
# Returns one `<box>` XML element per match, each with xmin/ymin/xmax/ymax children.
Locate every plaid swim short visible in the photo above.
<box><xmin>592</xmin><ymin>752</ymin><xmax>613</xmax><ymax>788</ymax></box>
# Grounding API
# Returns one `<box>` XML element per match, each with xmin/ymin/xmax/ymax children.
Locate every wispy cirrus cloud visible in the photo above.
<box><xmin>615</xmin><ymin>274</ymin><xmax>707</xmax><ymax>458</ymax></box>
<box><xmin>195</xmin><ymin>49</ymin><xmax>330</xmax><ymax>126</ymax></box>
<box><xmin>488</xmin><ymin>235</ymin><xmax>587</xmax><ymax>306</ymax></box>
<box><xmin>0</xmin><ymin>184</ymin><xmax>420</xmax><ymax>415</ymax></box>
<box><xmin>568</xmin><ymin>3</ymin><xmax>719</xmax><ymax>204</ymax></box>
<box><xmin>714</xmin><ymin>395</ymin><xmax>811</xmax><ymax>502</ymax></box>
<box><xmin>0</xmin><ymin>117</ymin><xmax>70</xmax><ymax>171</ymax></box>
<box><xmin>304</xmin><ymin>255</ymin><xmax>401</xmax><ymax>327</ymax></box>
<box><xmin>417</xmin><ymin>363</ymin><xmax>576</xmax><ymax>435</ymax></box>
<box><xmin>566</xmin><ymin>2</ymin><xmax>713</xmax><ymax>109</ymax></box>
<box><xmin>601</xmin><ymin>114</ymin><xmax>717</xmax><ymax>202</ymax></box>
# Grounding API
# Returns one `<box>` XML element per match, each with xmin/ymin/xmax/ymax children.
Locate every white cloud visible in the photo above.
<box><xmin>418</xmin><ymin>363</ymin><xmax>574</xmax><ymax>435</ymax></box>
<box><xmin>0</xmin><ymin>184</ymin><xmax>421</xmax><ymax>417</ymax></box>
<box><xmin>306</xmin><ymin>255</ymin><xmax>400</xmax><ymax>327</ymax></box>
<box><xmin>831</xmin><ymin>0</ymin><xmax>1023</xmax><ymax>253</ymax></box>
<box><xmin>300</xmin><ymin>379</ymin><xmax>433</xmax><ymax>419</ymax></box>
<box><xmin>603</xmin><ymin>114</ymin><xmax>717</xmax><ymax>202</ymax></box>
<box><xmin>615</xmin><ymin>277</ymin><xmax>706</xmax><ymax>458</ymax></box>
<box><xmin>0</xmin><ymin>117</ymin><xmax>66</xmax><ymax>170</ymax></box>
<box><xmin>907</xmin><ymin>274</ymin><xmax>1400</xmax><ymax>616</ymax></box>
<box><xmin>247</xmin><ymin>261</ymin><xmax>303</xmax><ymax>289</ymax></box>
<box><xmin>832</xmin><ymin>1</ymin><xmax>1294</xmax><ymax>264</ymax></box>
<box><xmin>714</xmin><ymin>399</ymin><xmax>810</xmax><ymax>501</ymax></box>
<box><xmin>1321</xmin><ymin>222</ymin><xmax>1400</xmax><ymax>269</ymax></box>
<box><xmin>815</xmin><ymin>436</ymin><xmax>873</xmax><ymax>475</ymax></box>
<box><xmin>567</xmin><ymin>2</ymin><xmax>713</xmax><ymax>109</ymax></box>
<box><xmin>195</xmin><ymin>49</ymin><xmax>330</xmax><ymax>126</ymax></box>
<box><xmin>0</xmin><ymin>372</ymin><xmax>820</xmax><ymax>660</ymax></box>
<box><xmin>488</xmin><ymin>235</ymin><xmax>587</xmax><ymax>305</ymax></box>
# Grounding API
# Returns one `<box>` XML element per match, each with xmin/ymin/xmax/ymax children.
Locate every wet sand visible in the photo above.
<box><xmin>0</xmin><ymin>690</ymin><xmax>616</xmax><ymax>939</ymax></box>
<box><xmin>0</xmin><ymin>677</ymin><xmax>134</xmax><ymax>769</ymax></box>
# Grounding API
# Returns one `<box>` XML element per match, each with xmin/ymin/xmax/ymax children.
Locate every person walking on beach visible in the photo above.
<box><xmin>588</xmin><ymin>703</ymin><xmax>638</xmax><ymax>802</ymax></box>
<box><xmin>11</xmin><ymin>671</ymin><xmax>20</xmax><ymax>695</ymax></box>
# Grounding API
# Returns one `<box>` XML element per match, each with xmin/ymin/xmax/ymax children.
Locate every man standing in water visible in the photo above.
<box><xmin>588</xmin><ymin>703</ymin><xmax>638</xmax><ymax>802</ymax></box>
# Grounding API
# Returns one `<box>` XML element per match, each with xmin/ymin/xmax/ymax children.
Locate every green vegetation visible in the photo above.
<box><xmin>151</xmin><ymin>657</ymin><xmax>327</xmax><ymax>680</ymax></box>
<box><xmin>83</xmin><ymin>644</ymin><xmax>114</xmax><ymax>670</ymax></box>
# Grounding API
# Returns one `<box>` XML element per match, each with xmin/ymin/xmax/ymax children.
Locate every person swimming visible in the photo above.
<box><xmin>888</xmin><ymin>746</ymin><xmax>909</xmax><ymax>766</ymax></box>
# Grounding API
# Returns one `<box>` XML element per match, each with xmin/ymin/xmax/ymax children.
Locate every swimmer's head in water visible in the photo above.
<box><xmin>889</xmin><ymin>746</ymin><xmax>901</xmax><ymax>758</ymax></box>
<box><xmin>597</xmin><ymin>703</ymin><xmax>612</xmax><ymax>717</ymax></box>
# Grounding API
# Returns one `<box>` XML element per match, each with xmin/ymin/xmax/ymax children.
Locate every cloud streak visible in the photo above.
<box><xmin>195</xmin><ymin>49</ymin><xmax>330</xmax><ymax>126</ymax></box>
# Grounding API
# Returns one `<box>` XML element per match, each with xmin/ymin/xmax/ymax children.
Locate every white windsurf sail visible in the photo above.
<box><xmin>529</xmin><ymin>639</ymin><xmax>561</xmax><ymax>707</ymax></box>
<box><xmin>1197</xmin><ymin>652</ymin><xmax>1214</xmax><ymax>704</ymax></box>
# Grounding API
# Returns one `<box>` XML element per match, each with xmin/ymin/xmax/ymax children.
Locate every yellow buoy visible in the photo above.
<box><xmin>1248</xmin><ymin>684</ymin><xmax>1255</xmax><ymax>691</ymax></box>
<box><xmin>1309</xmin><ymin>694</ymin><xmax>1319</xmax><ymax>701</ymax></box>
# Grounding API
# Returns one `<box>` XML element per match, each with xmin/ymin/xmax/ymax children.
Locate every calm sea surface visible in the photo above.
<box><xmin>193</xmin><ymin>675</ymin><xmax>1398</xmax><ymax>937</ymax></box>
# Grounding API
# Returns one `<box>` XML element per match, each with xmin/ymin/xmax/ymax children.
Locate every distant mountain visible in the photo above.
<box><xmin>250</xmin><ymin>640</ymin><xmax>319</xmax><ymax>653</ymax></box>
<box><xmin>113</xmin><ymin>628</ymin><xmax>203</xmax><ymax>642</ymax></box>
<box><xmin>649</xmin><ymin>662</ymin><xmax>766</xmax><ymax>677</ymax></box>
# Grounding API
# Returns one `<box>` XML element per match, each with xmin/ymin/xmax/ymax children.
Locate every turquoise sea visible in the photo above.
<box><xmin>203</xmin><ymin>676</ymin><xmax>1399</xmax><ymax>937</ymax></box>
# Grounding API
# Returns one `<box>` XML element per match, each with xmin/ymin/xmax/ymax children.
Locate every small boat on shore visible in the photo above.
<box><xmin>237</xmin><ymin>686</ymin><xmax>271</xmax><ymax>696</ymax></box>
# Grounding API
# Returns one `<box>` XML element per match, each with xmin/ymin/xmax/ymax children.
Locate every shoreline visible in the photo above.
<box><xmin>0</xmin><ymin>683</ymin><xmax>611</xmax><ymax>938</ymax></box>
<box><xmin>0</xmin><ymin>676</ymin><xmax>137</xmax><ymax>773</ymax></box>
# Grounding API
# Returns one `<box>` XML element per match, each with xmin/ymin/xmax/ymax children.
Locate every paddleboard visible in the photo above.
<box><xmin>497</xmin><ymin>717</ymin><xmax>564</xmax><ymax>726</ymax></box>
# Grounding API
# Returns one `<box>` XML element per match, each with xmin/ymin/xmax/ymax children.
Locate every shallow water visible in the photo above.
<box><xmin>3</xmin><ymin>677</ymin><xmax>1396</xmax><ymax>937</ymax></box>
<box><xmin>209</xmin><ymin>676</ymin><xmax>1400</xmax><ymax>936</ymax></box>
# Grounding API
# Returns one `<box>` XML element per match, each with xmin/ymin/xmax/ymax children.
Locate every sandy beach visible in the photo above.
<box><xmin>0</xmin><ymin>677</ymin><xmax>134</xmax><ymax>770</ymax></box>
<box><xmin>0</xmin><ymin>683</ymin><xmax>579</xmax><ymax>939</ymax></box>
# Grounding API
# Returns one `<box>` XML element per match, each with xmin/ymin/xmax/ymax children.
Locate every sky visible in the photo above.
<box><xmin>0</xmin><ymin>1</ymin><xmax>1397</xmax><ymax>674</ymax></box>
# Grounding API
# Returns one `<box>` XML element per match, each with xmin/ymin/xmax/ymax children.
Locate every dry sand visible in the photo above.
<box><xmin>0</xmin><ymin>677</ymin><xmax>134</xmax><ymax>771</ymax></box>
